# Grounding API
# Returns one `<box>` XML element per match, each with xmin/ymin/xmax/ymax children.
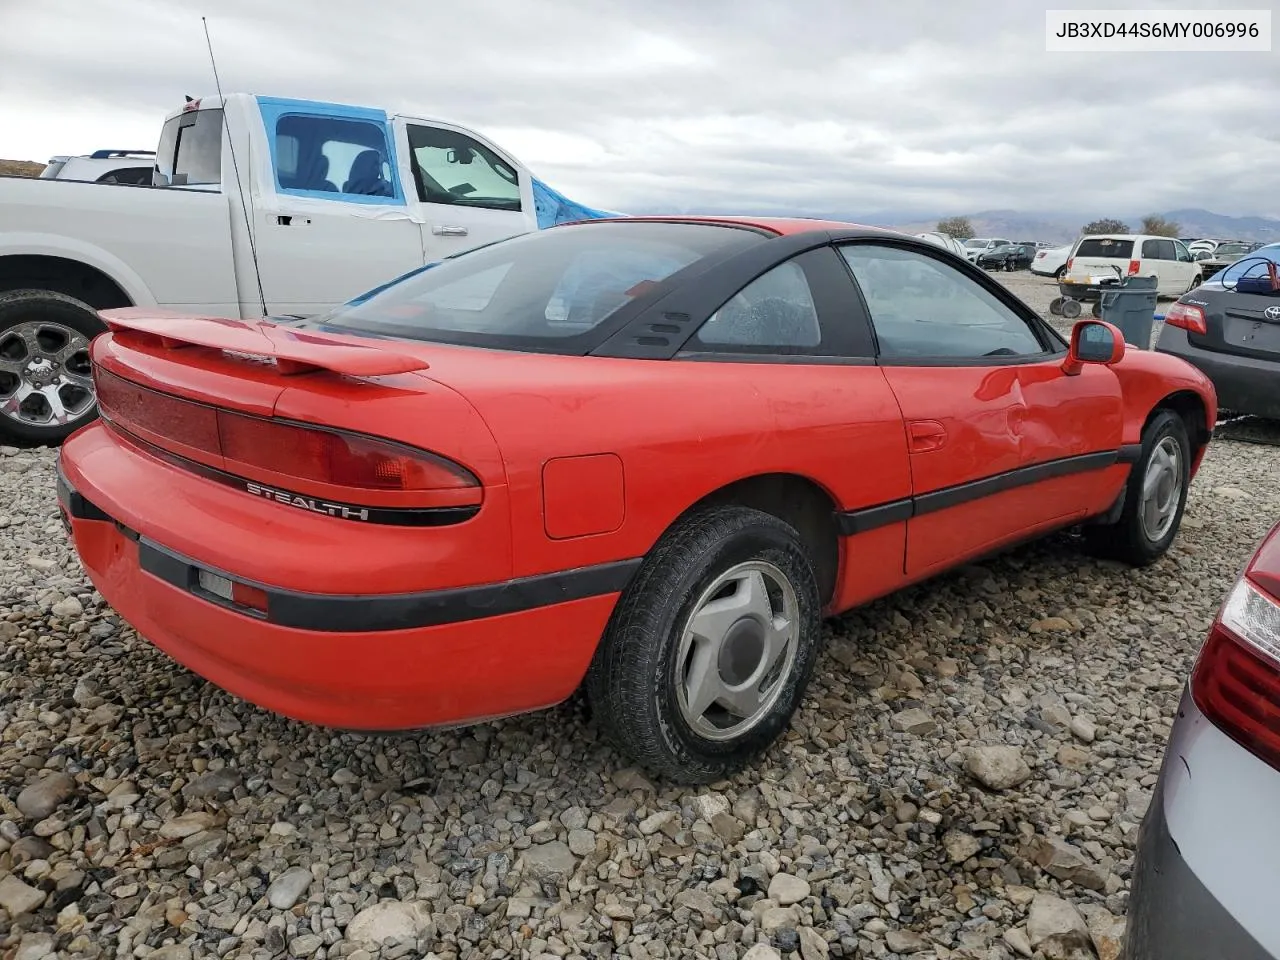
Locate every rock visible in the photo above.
<box><xmin>267</xmin><ymin>866</ymin><xmax>313</xmax><ymax>910</ymax></box>
<box><xmin>519</xmin><ymin>841</ymin><xmax>577</xmax><ymax>877</ymax></box>
<box><xmin>1031</xmin><ymin>617</ymin><xmax>1073</xmax><ymax>632</ymax></box>
<box><xmin>638</xmin><ymin>810</ymin><xmax>677</xmax><ymax>835</ymax></box>
<box><xmin>799</xmin><ymin>926</ymin><xmax>829</xmax><ymax>960</ymax></box>
<box><xmin>15</xmin><ymin>933</ymin><xmax>55</xmax><ymax>960</ymax></box>
<box><xmin>711</xmin><ymin>811</ymin><xmax>745</xmax><ymax>844</ymax></box>
<box><xmin>1002</xmin><ymin>927</ymin><xmax>1033</xmax><ymax>958</ymax></box>
<box><xmin>183</xmin><ymin>768</ymin><xmax>242</xmax><ymax>800</ymax></box>
<box><xmin>1070</xmin><ymin>715</ymin><xmax>1097</xmax><ymax>743</ymax></box>
<box><xmin>289</xmin><ymin>933</ymin><xmax>323</xmax><ymax>956</ymax></box>
<box><xmin>559</xmin><ymin>806</ymin><xmax>589</xmax><ymax>830</ymax></box>
<box><xmin>768</xmin><ymin>872</ymin><xmax>811</xmax><ymax>906</ymax></box>
<box><xmin>1029</xmin><ymin>835</ymin><xmax>1108</xmax><ymax>890</ymax></box>
<box><xmin>16</xmin><ymin>772</ymin><xmax>76</xmax><ymax>819</ymax></box>
<box><xmin>567</xmin><ymin>828</ymin><xmax>597</xmax><ymax>856</ymax></box>
<box><xmin>50</xmin><ymin>596</ymin><xmax>84</xmax><ymax>618</ymax></box>
<box><xmin>1057</xmin><ymin>744</ymin><xmax>1090</xmax><ymax>769</ymax></box>
<box><xmin>743</xmin><ymin>945</ymin><xmax>782</xmax><ymax>960</ymax></box>
<box><xmin>0</xmin><ymin>874</ymin><xmax>46</xmax><ymax>915</ymax></box>
<box><xmin>1079</xmin><ymin>905</ymin><xmax>1126</xmax><ymax>960</ymax></box>
<box><xmin>1027</xmin><ymin>894</ymin><xmax>1090</xmax><ymax>955</ymax></box>
<box><xmin>159</xmin><ymin>812</ymin><xmax>216</xmax><ymax>839</ymax></box>
<box><xmin>885</xmin><ymin>929</ymin><xmax>926</xmax><ymax>954</ymax></box>
<box><xmin>890</xmin><ymin>707</ymin><xmax>936</xmax><ymax>735</ymax></box>
<box><xmin>345</xmin><ymin>901</ymin><xmax>435</xmax><ymax>945</ymax></box>
<box><xmin>942</xmin><ymin>830</ymin><xmax>982</xmax><ymax>863</ymax></box>
<box><xmin>10</xmin><ymin>835</ymin><xmax>55</xmax><ymax>863</ymax></box>
<box><xmin>759</xmin><ymin>906</ymin><xmax>801</xmax><ymax>932</ymax></box>
<box><xmin>1215</xmin><ymin>486</ymin><xmax>1251</xmax><ymax>500</ymax></box>
<box><xmin>1035</xmin><ymin>692</ymin><xmax>1072</xmax><ymax>729</ymax></box>
<box><xmin>965</xmin><ymin>744</ymin><xmax>1032</xmax><ymax>790</ymax></box>
<box><xmin>147</xmin><ymin>948</ymin><xmax>192</xmax><ymax>960</ymax></box>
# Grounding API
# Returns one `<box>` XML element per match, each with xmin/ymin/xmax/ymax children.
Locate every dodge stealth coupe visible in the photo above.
<box><xmin>57</xmin><ymin>217</ymin><xmax>1217</xmax><ymax>783</ymax></box>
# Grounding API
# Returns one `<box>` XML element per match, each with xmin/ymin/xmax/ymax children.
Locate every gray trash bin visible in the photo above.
<box><xmin>1098</xmin><ymin>274</ymin><xmax>1159</xmax><ymax>348</ymax></box>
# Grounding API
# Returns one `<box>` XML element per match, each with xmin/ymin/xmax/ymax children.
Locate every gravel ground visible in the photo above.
<box><xmin>3</xmin><ymin>278</ymin><xmax>1280</xmax><ymax>960</ymax></box>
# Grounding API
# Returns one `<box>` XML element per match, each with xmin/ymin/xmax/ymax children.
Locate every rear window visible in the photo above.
<box><xmin>316</xmin><ymin>221</ymin><xmax>763</xmax><ymax>353</ymax></box>
<box><xmin>1075</xmin><ymin>238</ymin><xmax>1133</xmax><ymax>259</ymax></box>
<box><xmin>155</xmin><ymin>109</ymin><xmax>224</xmax><ymax>187</ymax></box>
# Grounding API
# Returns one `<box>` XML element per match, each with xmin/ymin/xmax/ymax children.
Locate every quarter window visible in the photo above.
<box><xmin>407</xmin><ymin>124</ymin><xmax>522</xmax><ymax>211</ymax></box>
<box><xmin>839</xmin><ymin>244</ymin><xmax>1046</xmax><ymax>359</ymax></box>
<box><xmin>692</xmin><ymin>260</ymin><xmax>822</xmax><ymax>351</ymax></box>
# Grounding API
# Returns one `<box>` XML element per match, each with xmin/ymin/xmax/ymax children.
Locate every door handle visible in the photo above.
<box><xmin>432</xmin><ymin>225</ymin><xmax>469</xmax><ymax>236</ymax></box>
<box><xmin>908</xmin><ymin>420</ymin><xmax>947</xmax><ymax>453</ymax></box>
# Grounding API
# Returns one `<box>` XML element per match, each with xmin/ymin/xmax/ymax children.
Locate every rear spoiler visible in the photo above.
<box><xmin>98</xmin><ymin>309</ymin><xmax>430</xmax><ymax>377</ymax></box>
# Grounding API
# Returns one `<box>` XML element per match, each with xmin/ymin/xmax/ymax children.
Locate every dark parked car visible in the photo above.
<box><xmin>1157</xmin><ymin>243</ymin><xmax>1280</xmax><ymax>420</ymax></box>
<box><xmin>1196</xmin><ymin>241</ymin><xmax>1265</xmax><ymax>281</ymax></box>
<box><xmin>976</xmin><ymin>243</ymin><xmax>1036</xmax><ymax>271</ymax></box>
<box><xmin>1125</xmin><ymin>518</ymin><xmax>1280</xmax><ymax>959</ymax></box>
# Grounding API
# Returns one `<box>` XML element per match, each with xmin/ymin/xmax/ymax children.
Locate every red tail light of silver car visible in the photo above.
<box><xmin>1192</xmin><ymin>573</ymin><xmax>1280</xmax><ymax>770</ymax></box>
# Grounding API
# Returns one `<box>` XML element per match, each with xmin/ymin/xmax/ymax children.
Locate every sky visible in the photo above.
<box><xmin>0</xmin><ymin>0</ymin><xmax>1276</xmax><ymax>222</ymax></box>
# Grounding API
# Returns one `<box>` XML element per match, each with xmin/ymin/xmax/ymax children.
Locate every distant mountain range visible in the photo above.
<box><xmin>884</xmin><ymin>208</ymin><xmax>1280</xmax><ymax>246</ymax></box>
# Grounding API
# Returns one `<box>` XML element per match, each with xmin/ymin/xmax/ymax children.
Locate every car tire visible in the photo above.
<box><xmin>0</xmin><ymin>289</ymin><xmax>105</xmax><ymax>445</ymax></box>
<box><xmin>1185</xmin><ymin>273</ymin><xmax>1202</xmax><ymax>294</ymax></box>
<box><xmin>1083</xmin><ymin>409</ymin><xmax>1191</xmax><ymax>567</ymax></box>
<box><xmin>586</xmin><ymin>504</ymin><xmax>823</xmax><ymax>785</ymax></box>
<box><xmin>1054</xmin><ymin>265</ymin><xmax>1067</xmax><ymax>280</ymax></box>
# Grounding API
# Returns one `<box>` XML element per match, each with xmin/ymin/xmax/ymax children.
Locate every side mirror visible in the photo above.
<box><xmin>1062</xmin><ymin>319</ymin><xmax>1125</xmax><ymax>376</ymax></box>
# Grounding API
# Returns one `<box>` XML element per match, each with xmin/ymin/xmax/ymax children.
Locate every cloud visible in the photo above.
<box><xmin>0</xmin><ymin>0</ymin><xmax>1275</xmax><ymax>220</ymax></box>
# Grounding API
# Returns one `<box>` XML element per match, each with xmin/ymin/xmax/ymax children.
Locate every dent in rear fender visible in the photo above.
<box><xmin>273</xmin><ymin>371</ymin><xmax>509</xmax><ymax>486</ymax></box>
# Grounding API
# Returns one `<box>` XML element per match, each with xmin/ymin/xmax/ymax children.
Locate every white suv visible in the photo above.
<box><xmin>40</xmin><ymin>150</ymin><xmax>155</xmax><ymax>185</ymax></box>
<box><xmin>1065</xmin><ymin>234</ymin><xmax>1202</xmax><ymax>297</ymax></box>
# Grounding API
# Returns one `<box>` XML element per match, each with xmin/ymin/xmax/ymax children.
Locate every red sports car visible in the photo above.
<box><xmin>57</xmin><ymin>217</ymin><xmax>1216</xmax><ymax>783</ymax></box>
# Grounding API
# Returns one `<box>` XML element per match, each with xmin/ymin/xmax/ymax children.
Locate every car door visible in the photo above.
<box><xmin>837</xmin><ymin>242</ymin><xmax>1125</xmax><ymax>577</ymax></box>
<box><xmin>1172</xmin><ymin>239</ymin><xmax>1199</xmax><ymax>288</ymax></box>
<box><xmin>401</xmin><ymin>121</ymin><xmax>532</xmax><ymax>257</ymax></box>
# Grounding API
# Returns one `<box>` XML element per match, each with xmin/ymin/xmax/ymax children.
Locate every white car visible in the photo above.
<box><xmin>962</xmin><ymin>237</ymin><xmax>1012</xmax><ymax>262</ymax></box>
<box><xmin>1064</xmin><ymin>234</ymin><xmax>1203</xmax><ymax>297</ymax></box>
<box><xmin>40</xmin><ymin>150</ymin><xmax>156</xmax><ymax>185</ymax></box>
<box><xmin>1030</xmin><ymin>245</ymin><xmax>1071</xmax><ymax>279</ymax></box>
<box><xmin>913</xmin><ymin>232</ymin><xmax>968</xmax><ymax>258</ymax></box>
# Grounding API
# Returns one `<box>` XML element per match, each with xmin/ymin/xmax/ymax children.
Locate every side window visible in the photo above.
<box><xmin>407</xmin><ymin>124</ymin><xmax>522</xmax><ymax>211</ymax></box>
<box><xmin>1157</xmin><ymin>239</ymin><xmax>1177</xmax><ymax>261</ymax></box>
<box><xmin>1141</xmin><ymin>239</ymin><xmax>1161</xmax><ymax>259</ymax></box>
<box><xmin>155</xmin><ymin>108</ymin><xmax>224</xmax><ymax>186</ymax></box>
<box><xmin>839</xmin><ymin>244</ymin><xmax>1046</xmax><ymax>360</ymax></box>
<box><xmin>1173</xmin><ymin>239</ymin><xmax>1192</xmax><ymax>262</ymax></box>
<box><xmin>273</xmin><ymin>115</ymin><xmax>401</xmax><ymax>201</ymax></box>
<box><xmin>692</xmin><ymin>260</ymin><xmax>822</xmax><ymax>351</ymax></box>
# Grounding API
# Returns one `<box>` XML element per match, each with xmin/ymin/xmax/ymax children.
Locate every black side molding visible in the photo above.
<box><xmin>837</xmin><ymin>449</ymin><xmax>1131</xmax><ymax>535</ymax></box>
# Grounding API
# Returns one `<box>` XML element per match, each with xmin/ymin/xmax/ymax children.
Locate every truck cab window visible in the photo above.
<box><xmin>155</xmin><ymin>108</ymin><xmax>224</xmax><ymax>187</ymax></box>
<box><xmin>406</xmin><ymin>124</ymin><xmax>522</xmax><ymax>211</ymax></box>
<box><xmin>272</xmin><ymin>115</ymin><xmax>400</xmax><ymax>201</ymax></box>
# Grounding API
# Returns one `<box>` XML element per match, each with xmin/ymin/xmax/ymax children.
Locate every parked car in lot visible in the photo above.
<box><xmin>913</xmin><ymin>231</ymin><xmax>968</xmax><ymax>259</ymax></box>
<box><xmin>963</xmin><ymin>237</ymin><xmax>1013</xmax><ymax>262</ymax></box>
<box><xmin>1125</xmin><ymin>517</ymin><xmax>1280</xmax><ymax>960</ymax></box>
<box><xmin>0</xmin><ymin>92</ymin><xmax>616</xmax><ymax>445</ymax></box>
<box><xmin>1195</xmin><ymin>240</ymin><xmax>1265</xmax><ymax>281</ymax></box>
<box><xmin>976</xmin><ymin>242</ymin><xmax>1036</xmax><ymax>271</ymax></box>
<box><xmin>1031</xmin><ymin>245</ymin><xmax>1071</xmax><ymax>279</ymax></box>
<box><xmin>58</xmin><ymin>217</ymin><xmax>1216</xmax><ymax>783</ymax></box>
<box><xmin>1064</xmin><ymin>234</ymin><xmax>1202</xmax><ymax>298</ymax></box>
<box><xmin>1157</xmin><ymin>243</ymin><xmax>1280</xmax><ymax>420</ymax></box>
<box><xmin>40</xmin><ymin>149</ymin><xmax>157</xmax><ymax>185</ymax></box>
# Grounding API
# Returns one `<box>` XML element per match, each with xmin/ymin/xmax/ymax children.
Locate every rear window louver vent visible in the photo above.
<box><xmin>632</xmin><ymin>312</ymin><xmax>694</xmax><ymax>347</ymax></box>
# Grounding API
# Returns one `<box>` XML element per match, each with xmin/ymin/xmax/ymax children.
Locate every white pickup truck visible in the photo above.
<box><xmin>0</xmin><ymin>93</ymin><xmax>616</xmax><ymax>443</ymax></box>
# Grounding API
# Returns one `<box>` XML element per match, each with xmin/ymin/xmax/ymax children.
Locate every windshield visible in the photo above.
<box><xmin>313</xmin><ymin>221</ymin><xmax>763</xmax><ymax>353</ymax></box>
<box><xmin>1214</xmin><ymin>242</ymin><xmax>1253</xmax><ymax>258</ymax></box>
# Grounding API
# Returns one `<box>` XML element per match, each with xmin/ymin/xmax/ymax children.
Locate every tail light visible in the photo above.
<box><xmin>1192</xmin><ymin>576</ymin><xmax>1280</xmax><ymax>770</ymax></box>
<box><xmin>1065</xmin><ymin>258</ymin><xmax>1074</xmax><ymax>272</ymax></box>
<box><xmin>94</xmin><ymin>367</ymin><xmax>480</xmax><ymax>510</ymax></box>
<box><xmin>1165</xmin><ymin>302</ymin><xmax>1207</xmax><ymax>335</ymax></box>
<box><xmin>1127</xmin><ymin>259</ymin><xmax>1141</xmax><ymax>276</ymax></box>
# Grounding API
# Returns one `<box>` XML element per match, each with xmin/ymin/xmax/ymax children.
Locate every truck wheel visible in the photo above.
<box><xmin>586</xmin><ymin>505</ymin><xmax>822</xmax><ymax>785</ymax></box>
<box><xmin>1083</xmin><ymin>410</ymin><xmax>1190</xmax><ymax>567</ymax></box>
<box><xmin>0</xmin><ymin>290</ymin><xmax>105</xmax><ymax>445</ymax></box>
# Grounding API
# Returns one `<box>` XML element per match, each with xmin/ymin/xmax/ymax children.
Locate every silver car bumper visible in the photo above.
<box><xmin>1126</xmin><ymin>688</ymin><xmax>1279</xmax><ymax>959</ymax></box>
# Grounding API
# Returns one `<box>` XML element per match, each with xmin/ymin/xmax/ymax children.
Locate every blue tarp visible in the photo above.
<box><xmin>531</xmin><ymin>177</ymin><xmax>624</xmax><ymax>228</ymax></box>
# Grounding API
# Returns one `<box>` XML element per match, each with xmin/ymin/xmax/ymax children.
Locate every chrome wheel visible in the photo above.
<box><xmin>0</xmin><ymin>321</ymin><xmax>95</xmax><ymax>428</ymax></box>
<box><xmin>1140</xmin><ymin>436</ymin><xmax>1182</xmax><ymax>542</ymax></box>
<box><xmin>675</xmin><ymin>560</ymin><xmax>799</xmax><ymax>742</ymax></box>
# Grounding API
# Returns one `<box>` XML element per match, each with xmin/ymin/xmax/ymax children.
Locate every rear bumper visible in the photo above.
<box><xmin>1155</xmin><ymin>325</ymin><xmax>1280</xmax><ymax>419</ymax></box>
<box><xmin>56</xmin><ymin>449</ymin><xmax>631</xmax><ymax>731</ymax></box>
<box><xmin>1125</xmin><ymin>688</ymin><xmax>1280</xmax><ymax>960</ymax></box>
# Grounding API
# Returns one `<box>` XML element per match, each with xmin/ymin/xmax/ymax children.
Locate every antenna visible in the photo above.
<box><xmin>202</xmin><ymin>16</ymin><xmax>268</xmax><ymax>318</ymax></box>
